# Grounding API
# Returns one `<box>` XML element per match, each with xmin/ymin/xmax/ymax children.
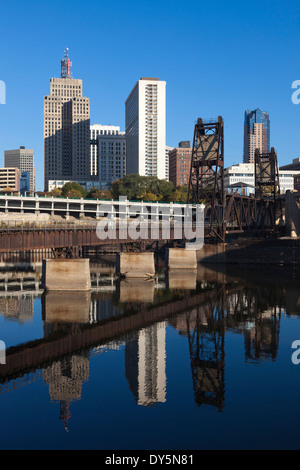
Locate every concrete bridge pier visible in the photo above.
<box><xmin>116</xmin><ymin>252</ymin><xmax>155</xmax><ymax>278</ymax></box>
<box><xmin>165</xmin><ymin>248</ymin><xmax>197</xmax><ymax>270</ymax></box>
<box><xmin>42</xmin><ymin>258</ymin><xmax>91</xmax><ymax>291</ymax></box>
<box><xmin>285</xmin><ymin>191</ymin><xmax>300</xmax><ymax>238</ymax></box>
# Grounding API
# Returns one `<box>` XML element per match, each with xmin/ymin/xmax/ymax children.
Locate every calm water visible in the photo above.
<box><xmin>0</xmin><ymin>263</ymin><xmax>299</xmax><ymax>450</ymax></box>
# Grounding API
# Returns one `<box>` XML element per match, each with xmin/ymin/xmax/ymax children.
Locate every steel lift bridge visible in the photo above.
<box><xmin>187</xmin><ymin>116</ymin><xmax>283</xmax><ymax>243</ymax></box>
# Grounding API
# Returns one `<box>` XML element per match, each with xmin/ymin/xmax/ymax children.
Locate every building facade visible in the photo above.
<box><xmin>294</xmin><ymin>174</ymin><xmax>300</xmax><ymax>192</ymax></box>
<box><xmin>97</xmin><ymin>130</ymin><xmax>126</xmax><ymax>187</ymax></box>
<box><xmin>165</xmin><ymin>145</ymin><xmax>173</xmax><ymax>181</ymax></box>
<box><xmin>44</xmin><ymin>50</ymin><xmax>90</xmax><ymax>191</ymax></box>
<box><xmin>90</xmin><ymin>124</ymin><xmax>123</xmax><ymax>176</ymax></box>
<box><xmin>280</xmin><ymin>157</ymin><xmax>300</xmax><ymax>172</ymax></box>
<box><xmin>225</xmin><ymin>163</ymin><xmax>299</xmax><ymax>195</ymax></box>
<box><xmin>4</xmin><ymin>147</ymin><xmax>36</xmax><ymax>193</ymax></box>
<box><xmin>0</xmin><ymin>168</ymin><xmax>20</xmax><ymax>192</ymax></box>
<box><xmin>243</xmin><ymin>108</ymin><xmax>270</xmax><ymax>164</ymax></box>
<box><xmin>125</xmin><ymin>77</ymin><xmax>166</xmax><ymax>179</ymax></box>
<box><xmin>169</xmin><ymin>141</ymin><xmax>192</xmax><ymax>187</ymax></box>
<box><xmin>20</xmin><ymin>171</ymin><xmax>31</xmax><ymax>195</ymax></box>
<box><xmin>90</xmin><ymin>124</ymin><xmax>126</xmax><ymax>187</ymax></box>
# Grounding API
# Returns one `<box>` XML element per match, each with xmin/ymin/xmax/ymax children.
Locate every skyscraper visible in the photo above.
<box><xmin>4</xmin><ymin>146</ymin><xmax>36</xmax><ymax>193</ymax></box>
<box><xmin>243</xmin><ymin>108</ymin><xmax>270</xmax><ymax>164</ymax></box>
<box><xmin>125</xmin><ymin>77</ymin><xmax>166</xmax><ymax>179</ymax></box>
<box><xmin>44</xmin><ymin>49</ymin><xmax>90</xmax><ymax>191</ymax></box>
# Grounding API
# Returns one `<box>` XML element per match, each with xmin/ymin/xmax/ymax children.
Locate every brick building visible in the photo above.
<box><xmin>169</xmin><ymin>141</ymin><xmax>192</xmax><ymax>187</ymax></box>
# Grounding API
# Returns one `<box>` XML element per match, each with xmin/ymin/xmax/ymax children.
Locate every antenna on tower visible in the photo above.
<box><xmin>61</xmin><ymin>48</ymin><xmax>72</xmax><ymax>78</ymax></box>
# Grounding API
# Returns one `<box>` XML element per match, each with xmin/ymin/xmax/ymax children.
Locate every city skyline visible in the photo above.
<box><xmin>1</xmin><ymin>0</ymin><xmax>300</xmax><ymax>191</ymax></box>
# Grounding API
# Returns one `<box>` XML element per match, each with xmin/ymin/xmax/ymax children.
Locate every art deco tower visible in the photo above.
<box><xmin>44</xmin><ymin>49</ymin><xmax>90</xmax><ymax>191</ymax></box>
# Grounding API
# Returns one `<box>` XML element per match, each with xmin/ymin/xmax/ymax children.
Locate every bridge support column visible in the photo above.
<box><xmin>116</xmin><ymin>252</ymin><xmax>155</xmax><ymax>278</ymax></box>
<box><xmin>285</xmin><ymin>191</ymin><xmax>300</xmax><ymax>238</ymax></box>
<box><xmin>42</xmin><ymin>258</ymin><xmax>91</xmax><ymax>291</ymax></box>
<box><xmin>165</xmin><ymin>248</ymin><xmax>197</xmax><ymax>270</ymax></box>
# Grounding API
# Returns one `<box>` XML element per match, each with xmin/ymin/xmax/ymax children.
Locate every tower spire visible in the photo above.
<box><xmin>61</xmin><ymin>48</ymin><xmax>72</xmax><ymax>78</ymax></box>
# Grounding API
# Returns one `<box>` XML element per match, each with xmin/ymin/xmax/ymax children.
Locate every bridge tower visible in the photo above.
<box><xmin>187</xmin><ymin>116</ymin><xmax>225</xmax><ymax>242</ymax></box>
<box><xmin>254</xmin><ymin>147</ymin><xmax>283</xmax><ymax>228</ymax></box>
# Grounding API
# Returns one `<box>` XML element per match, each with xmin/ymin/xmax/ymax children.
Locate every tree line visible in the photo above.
<box><xmin>37</xmin><ymin>175</ymin><xmax>189</xmax><ymax>203</ymax></box>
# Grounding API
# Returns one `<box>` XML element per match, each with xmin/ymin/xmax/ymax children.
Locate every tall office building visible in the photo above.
<box><xmin>243</xmin><ymin>108</ymin><xmax>270</xmax><ymax>164</ymax></box>
<box><xmin>4</xmin><ymin>146</ymin><xmax>36</xmax><ymax>192</ymax></box>
<box><xmin>98</xmin><ymin>132</ymin><xmax>126</xmax><ymax>188</ymax></box>
<box><xmin>90</xmin><ymin>124</ymin><xmax>125</xmax><ymax>178</ymax></box>
<box><xmin>44</xmin><ymin>49</ymin><xmax>90</xmax><ymax>191</ymax></box>
<box><xmin>125</xmin><ymin>77</ymin><xmax>166</xmax><ymax>179</ymax></box>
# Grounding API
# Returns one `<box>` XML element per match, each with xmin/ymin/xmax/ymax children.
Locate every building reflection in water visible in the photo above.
<box><xmin>1</xmin><ymin>265</ymin><xmax>300</xmax><ymax>424</ymax></box>
<box><xmin>0</xmin><ymin>296</ymin><xmax>34</xmax><ymax>322</ymax></box>
<box><xmin>43</xmin><ymin>353</ymin><xmax>90</xmax><ymax>431</ymax></box>
<box><xmin>125</xmin><ymin>322</ymin><xmax>166</xmax><ymax>407</ymax></box>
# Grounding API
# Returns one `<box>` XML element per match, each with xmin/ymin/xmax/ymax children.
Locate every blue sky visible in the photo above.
<box><xmin>0</xmin><ymin>0</ymin><xmax>300</xmax><ymax>190</ymax></box>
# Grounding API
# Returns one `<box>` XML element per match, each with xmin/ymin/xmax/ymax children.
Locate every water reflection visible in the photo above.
<box><xmin>43</xmin><ymin>291</ymin><xmax>91</xmax><ymax>324</ymax></box>
<box><xmin>0</xmin><ymin>264</ymin><xmax>299</xmax><ymax>432</ymax></box>
<box><xmin>166</xmin><ymin>269</ymin><xmax>197</xmax><ymax>290</ymax></box>
<box><xmin>118</xmin><ymin>278</ymin><xmax>155</xmax><ymax>304</ymax></box>
<box><xmin>43</xmin><ymin>352</ymin><xmax>90</xmax><ymax>432</ymax></box>
<box><xmin>125</xmin><ymin>322</ymin><xmax>166</xmax><ymax>407</ymax></box>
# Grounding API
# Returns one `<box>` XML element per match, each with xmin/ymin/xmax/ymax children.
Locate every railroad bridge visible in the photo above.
<box><xmin>0</xmin><ymin>115</ymin><xmax>297</xmax><ymax>256</ymax></box>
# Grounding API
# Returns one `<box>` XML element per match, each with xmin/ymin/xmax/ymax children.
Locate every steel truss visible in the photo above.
<box><xmin>254</xmin><ymin>147</ymin><xmax>283</xmax><ymax>229</ymax></box>
<box><xmin>187</xmin><ymin>116</ymin><xmax>225</xmax><ymax>242</ymax></box>
<box><xmin>188</xmin><ymin>116</ymin><xmax>284</xmax><ymax>242</ymax></box>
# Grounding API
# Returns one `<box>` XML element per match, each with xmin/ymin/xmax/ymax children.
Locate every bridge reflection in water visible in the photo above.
<box><xmin>0</xmin><ymin>264</ymin><xmax>298</xmax><ymax>430</ymax></box>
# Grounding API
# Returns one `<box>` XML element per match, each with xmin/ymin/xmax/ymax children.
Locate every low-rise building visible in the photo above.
<box><xmin>224</xmin><ymin>163</ymin><xmax>299</xmax><ymax>195</ymax></box>
<box><xmin>294</xmin><ymin>174</ymin><xmax>300</xmax><ymax>192</ymax></box>
<box><xmin>0</xmin><ymin>168</ymin><xmax>20</xmax><ymax>192</ymax></box>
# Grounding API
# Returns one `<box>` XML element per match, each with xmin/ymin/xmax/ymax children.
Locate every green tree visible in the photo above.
<box><xmin>142</xmin><ymin>191</ymin><xmax>160</xmax><ymax>202</ymax></box>
<box><xmin>86</xmin><ymin>189</ymin><xmax>112</xmax><ymax>199</ymax></box>
<box><xmin>67</xmin><ymin>188</ymin><xmax>83</xmax><ymax>198</ymax></box>
<box><xmin>111</xmin><ymin>174</ymin><xmax>174</xmax><ymax>202</ymax></box>
<box><xmin>147</xmin><ymin>176</ymin><xmax>174</xmax><ymax>201</ymax></box>
<box><xmin>61</xmin><ymin>182</ymin><xmax>88</xmax><ymax>198</ymax></box>
<box><xmin>49</xmin><ymin>188</ymin><xmax>62</xmax><ymax>197</ymax></box>
<box><xmin>169</xmin><ymin>185</ymin><xmax>188</xmax><ymax>203</ymax></box>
